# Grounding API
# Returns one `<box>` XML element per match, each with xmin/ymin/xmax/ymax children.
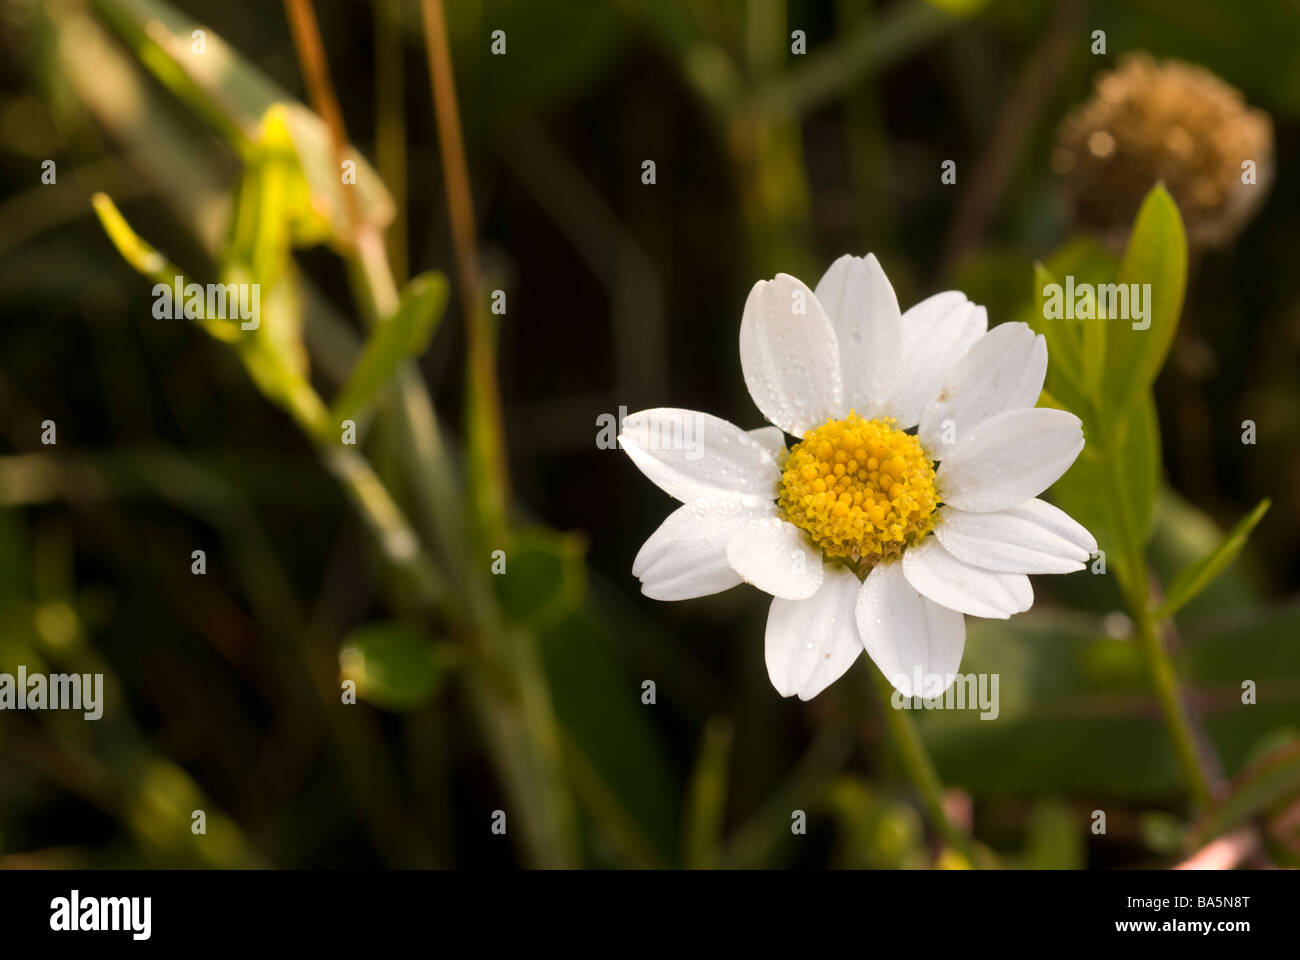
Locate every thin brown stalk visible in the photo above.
<box><xmin>283</xmin><ymin>0</ymin><xmax>364</xmax><ymax>237</ymax></box>
<box><xmin>419</xmin><ymin>0</ymin><xmax>508</xmax><ymax>523</ymax></box>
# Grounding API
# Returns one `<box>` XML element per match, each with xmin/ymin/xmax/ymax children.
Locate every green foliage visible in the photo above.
<box><xmin>1019</xmin><ymin>799</ymin><xmax>1086</xmax><ymax>870</ymax></box>
<box><xmin>1189</xmin><ymin>734</ymin><xmax>1300</xmax><ymax>848</ymax></box>
<box><xmin>491</xmin><ymin>528</ymin><xmax>586</xmax><ymax>628</ymax></box>
<box><xmin>1050</xmin><ymin>392</ymin><xmax>1160</xmax><ymax>585</ymax></box>
<box><xmin>93</xmin><ymin>0</ymin><xmax>394</xmax><ymax>242</ymax></box>
<box><xmin>1101</xmin><ymin>184</ymin><xmax>1188</xmax><ymax>428</ymax></box>
<box><xmin>445</xmin><ymin>0</ymin><xmax>627</xmax><ymax>128</ymax></box>
<box><xmin>339</xmin><ymin>623</ymin><xmax>454</xmax><ymax>712</ymax></box>
<box><xmin>1031</xmin><ymin>186</ymin><xmax>1263</xmax><ymax>625</ymax></box>
<box><xmin>92</xmin><ymin>192</ymin><xmax>331</xmax><ymax>437</ymax></box>
<box><xmin>828</xmin><ymin>779</ymin><xmax>927</xmax><ymax>869</ymax></box>
<box><xmin>1155</xmin><ymin>499</ymin><xmax>1271</xmax><ymax>620</ymax></box>
<box><xmin>331</xmin><ymin>273</ymin><xmax>449</xmax><ymax>427</ymax></box>
<box><xmin>918</xmin><ymin>604</ymin><xmax>1300</xmax><ymax>798</ymax></box>
<box><xmin>683</xmin><ymin>717</ymin><xmax>732</xmax><ymax>868</ymax></box>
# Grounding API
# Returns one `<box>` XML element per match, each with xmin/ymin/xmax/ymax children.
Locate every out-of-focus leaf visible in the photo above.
<box><xmin>483</xmin><ymin>528</ymin><xmax>678</xmax><ymax>866</ymax></box>
<box><xmin>1101</xmin><ymin>184</ymin><xmax>1188</xmax><ymax>424</ymax></box>
<box><xmin>47</xmin><ymin>1</ymin><xmax>230</xmax><ymax>251</ymax></box>
<box><xmin>1148</xmin><ymin>488</ymin><xmax>1259</xmax><ymax>620</ymax></box>
<box><xmin>916</xmin><ymin>603</ymin><xmax>1300</xmax><ymax>798</ymax></box>
<box><xmin>1049</xmin><ymin>392</ymin><xmax>1159</xmax><ymax>587</ymax></box>
<box><xmin>226</xmin><ymin>107</ymin><xmax>328</xmax><ymax>279</ymax></box>
<box><xmin>339</xmin><ymin>622</ymin><xmax>452</xmax><ymax>712</ymax></box>
<box><xmin>491</xmin><ymin>527</ymin><xmax>586</xmax><ymax>629</ymax></box>
<box><xmin>93</xmin><ymin>0</ymin><xmax>393</xmax><ymax>241</ymax></box>
<box><xmin>445</xmin><ymin>0</ymin><xmax>626</xmax><ymax>129</ymax></box>
<box><xmin>1140</xmin><ymin>811</ymin><xmax>1188</xmax><ymax>855</ymax></box>
<box><xmin>1189</xmin><ymin>735</ymin><xmax>1300</xmax><ymax>848</ymax></box>
<box><xmin>828</xmin><ymin>778</ymin><xmax>926</xmax><ymax>869</ymax></box>
<box><xmin>331</xmin><ymin>273</ymin><xmax>448</xmax><ymax>427</ymax></box>
<box><xmin>1046</xmin><ymin>236</ymin><xmax>1118</xmax><ymax>400</ymax></box>
<box><xmin>92</xmin><ymin>194</ymin><xmax>330</xmax><ymax>435</ymax></box>
<box><xmin>1022</xmin><ymin>263</ymin><xmax>1092</xmax><ymax>421</ymax></box>
<box><xmin>91</xmin><ymin>193</ymin><xmax>241</xmax><ymax>343</ymax></box>
<box><xmin>535</xmin><ymin>602</ymin><xmax>680</xmax><ymax>865</ymax></box>
<box><xmin>1154</xmin><ymin>499</ymin><xmax>1270</xmax><ymax>620</ymax></box>
<box><xmin>221</xmin><ymin>108</ymin><xmax>313</xmax><ymax>379</ymax></box>
<box><xmin>683</xmin><ymin>717</ymin><xmax>732</xmax><ymax>868</ymax></box>
<box><xmin>1020</xmin><ymin>799</ymin><xmax>1085</xmax><ymax>869</ymax></box>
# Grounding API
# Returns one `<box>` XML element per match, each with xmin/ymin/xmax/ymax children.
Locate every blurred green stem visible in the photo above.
<box><xmin>869</xmin><ymin>664</ymin><xmax>984</xmax><ymax>867</ymax></box>
<box><xmin>1136</xmin><ymin>609</ymin><xmax>1212</xmax><ymax>809</ymax></box>
<box><xmin>279</xmin><ymin>0</ymin><xmax>577</xmax><ymax>866</ymax></box>
<box><xmin>1100</xmin><ymin>431</ymin><xmax>1213</xmax><ymax>810</ymax></box>
<box><xmin>740</xmin><ymin>0</ymin><xmax>954</xmax><ymax>119</ymax></box>
<box><xmin>420</xmin><ymin>0</ymin><xmax>509</xmax><ymax>542</ymax></box>
<box><xmin>684</xmin><ymin>717</ymin><xmax>733</xmax><ymax>868</ymax></box>
<box><xmin>733</xmin><ymin>0</ymin><xmax>814</xmax><ymax>282</ymax></box>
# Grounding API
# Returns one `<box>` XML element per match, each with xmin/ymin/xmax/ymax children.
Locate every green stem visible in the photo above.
<box><xmin>869</xmin><ymin>664</ymin><xmax>984</xmax><ymax>867</ymax></box>
<box><xmin>1135</xmin><ymin>610</ymin><xmax>1212</xmax><ymax>809</ymax></box>
<box><xmin>1099</xmin><ymin>430</ymin><xmax>1213</xmax><ymax>810</ymax></box>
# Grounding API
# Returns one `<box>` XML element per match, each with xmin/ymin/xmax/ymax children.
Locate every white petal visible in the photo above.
<box><xmin>633</xmin><ymin>494</ymin><xmax>775</xmax><ymax>600</ymax></box>
<box><xmin>900</xmin><ymin>291</ymin><xmax>968</xmax><ymax>355</ymax></box>
<box><xmin>856</xmin><ymin>561</ymin><xmax>966</xmax><ymax>698</ymax></box>
<box><xmin>764</xmin><ymin>565</ymin><xmax>863</xmax><ymax>700</ymax></box>
<box><xmin>739</xmin><ymin>274</ymin><xmax>842</xmax><ymax>436</ymax></box>
<box><xmin>747</xmin><ymin>425</ymin><xmax>788</xmax><ymax>460</ymax></box>
<box><xmin>1005</xmin><ymin>498</ymin><xmax>1098</xmax><ymax>555</ymax></box>
<box><xmin>725</xmin><ymin>517</ymin><xmax>823</xmax><ymax>599</ymax></box>
<box><xmin>902</xmin><ymin>536</ymin><xmax>1033</xmax><ymax>619</ymax></box>
<box><xmin>619</xmin><ymin>408</ymin><xmax>782</xmax><ymax>503</ymax></box>
<box><xmin>919</xmin><ymin>322</ymin><xmax>1047</xmax><ymax>453</ymax></box>
<box><xmin>890</xmin><ymin>296</ymin><xmax>988</xmax><ymax>428</ymax></box>
<box><xmin>934</xmin><ymin>505</ymin><xmax>1090</xmax><ymax>574</ymax></box>
<box><xmin>936</xmin><ymin>407</ymin><xmax>1084</xmax><ymax>513</ymax></box>
<box><xmin>813</xmin><ymin>253</ymin><xmax>902</xmax><ymax>418</ymax></box>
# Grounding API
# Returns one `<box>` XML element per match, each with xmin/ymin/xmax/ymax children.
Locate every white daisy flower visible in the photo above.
<box><xmin>619</xmin><ymin>254</ymin><xmax>1097</xmax><ymax>701</ymax></box>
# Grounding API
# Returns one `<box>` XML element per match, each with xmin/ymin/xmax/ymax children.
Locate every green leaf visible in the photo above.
<box><xmin>1049</xmin><ymin>392</ymin><xmax>1159</xmax><ymax>590</ymax></box>
<box><xmin>1110</xmin><ymin>392</ymin><xmax>1162</xmax><ymax>549</ymax></box>
<box><xmin>330</xmin><ymin>273</ymin><xmax>449</xmax><ymax>426</ymax></box>
<box><xmin>219</xmin><ymin>107</ymin><xmax>323</xmax><ymax>383</ymax></box>
<box><xmin>91</xmin><ymin>193</ymin><xmax>241</xmax><ymax>344</ymax></box>
<box><xmin>338</xmin><ymin>622</ymin><xmax>452</xmax><ymax>712</ymax></box>
<box><xmin>1022</xmin><ymin>263</ymin><xmax>1090</xmax><ymax>418</ymax></box>
<box><xmin>1188</xmin><ymin>736</ymin><xmax>1300</xmax><ymax>849</ymax></box>
<box><xmin>490</xmin><ymin>528</ymin><xmax>587</xmax><ymax>629</ymax></box>
<box><xmin>535</xmin><ymin>600</ymin><xmax>680</xmax><ymax>865</ymax></box>
<box><xmin>1046</xmin><ymin>236</ymin><xmax>1118</xmax><ymax>401</ymax></box>
<box><xmin>92</xmin><ymin>193</ymin><xmax>330</xmax><ymax>436</ymax></box>
<box><xmin>827</xmin><ymin>779</ymin><xmax>926</xmax><ymax>869</ymax></box>
<box><xmin>918</xmin><ymin>603</ymin><xmax>1300</xmax><ymax>799</ymax></box>
<box><xmin>93</xmin><ymin>0</ymin><xmax>393</xmax><ymax>242</ymax></box>
<box><xmin>227</xmin><ymin>106</ymin><xmax>332</xmax><ymax>276</ymax></box>
<box><xmin>1101</xmin><ymin>184</ymin><xmax>1188</xmax><ymax>424</ymax></box>
<box><xmin>1154</xmin><ymin>499</ymin><xmax>1271</xmax><ymax>620</ymax></box>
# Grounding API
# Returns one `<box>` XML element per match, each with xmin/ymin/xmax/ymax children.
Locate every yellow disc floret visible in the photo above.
<box><xmin>778</xmin><ymin>412</ymin><xmax>938</xmax><ymax>570</ymax></box>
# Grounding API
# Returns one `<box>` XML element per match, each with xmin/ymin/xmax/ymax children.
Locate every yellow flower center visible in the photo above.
<box><xmin>778</xmin><ymin>412</ymin><xmax>938</xmax><ymax>572</ymax></box>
